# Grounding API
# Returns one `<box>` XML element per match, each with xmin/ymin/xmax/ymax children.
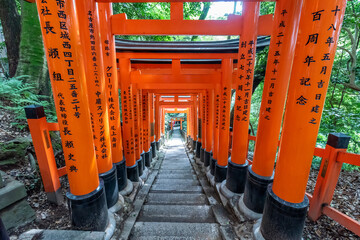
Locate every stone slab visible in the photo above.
<box><xmin>0</xmin><ymin>199</ymin><xmax>35</xmax><ymax>230</ymax></box>
<box><xmin>159</xmin><ymin>169</ymin><xmax>194</xmax><ymax>174</ymax></box>
<box><xmin>18</xmin><ymin>229</ymin><xmax>105</xmax><ymax>240</ymax></box>
<box><xmin>160</xmin><ymin>165</ymin><xmax>193</xmax><ymax>170</ymax></box>
<box><xmin>154</xmin><ymin>178</ymin><xmax>199</xmax><ymax>186</ymax></box>
<box><xmin>0</xmin><ymin>171</ymin><xmax>27</xmax><ymax>210</ymax></box>
<box><xmin>137</xmin><ymin>205</ymin><xmax>215</xmax><ymax>223</ymax></box>
<box><xmin>150</xmin><ymin>184</ymin><xmax>202</xmax><ymax>193</ymax></box>
<box><xmin>146</xmin><ymin>193</ymin><xmax>208</xmax><ymax>205</ymax></box>
<box><xmin>130</xmin><ymin>222</ymin><xmax>221</xmax><ymax>240</ymax></box>
<box><xmin>156</xmin><ymin>173</ymin><xmax>197</xmax><ymax>180</ymax></box>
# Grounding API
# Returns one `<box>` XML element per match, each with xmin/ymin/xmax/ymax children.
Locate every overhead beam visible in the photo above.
<box><xmin>111</xmin><ymin>14</ymin><xmax>273</xmax><ymax>36</ymax></box>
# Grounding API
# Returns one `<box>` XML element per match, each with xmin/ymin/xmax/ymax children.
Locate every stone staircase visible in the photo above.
<box><xmin>129</xmin><ymin>131</ymin><xmax>222</xmax><ymax>240</ymax></box>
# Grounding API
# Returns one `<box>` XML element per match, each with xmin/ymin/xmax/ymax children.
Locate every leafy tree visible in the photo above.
<box><xmin>0</xmin><ymin>0</ymin><xmax>21</xmax><ymax>77</ymax></box>
<box><xmin>336</xmin><ymin>1</ymin><xmax>360</xmax><ymax>91</ymax></box>
<box><xmin>15</xmin><ymin>0</ymin><xmax>49</xmax><ymax>95</ymax></box>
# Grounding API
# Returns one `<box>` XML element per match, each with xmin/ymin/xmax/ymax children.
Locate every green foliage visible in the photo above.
<box><xmin>260</xmin><ymin>1</ymin><xmax>275</xmax><ymax>15</ymax></box>
<box><xmin>0</xmin><ymin>76</ymin><xmax>56</xmax><ymax>129</ymax></box>
<box><xmin>112</xmin><ymin>2</ymin><xmax>210</xmax><ymax>41</ymax></box>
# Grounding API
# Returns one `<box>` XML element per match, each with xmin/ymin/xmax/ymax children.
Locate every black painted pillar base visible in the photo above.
<box><xmin>200</xmin><ymin>147</ymin><xmax>205</xmax><ymax>162</ymax></box>
<box><xmin>66</xmin><ymin>179</ymin><xmax>108</xmax><ymax>231</ymax></box>
<box><xmin>149</xmin><ymin>147</ymin><xmax>153</xmax><ymax>163</ymax></box>
<box><xmin>192</xmin><ymin>139</ymin><xmax>196</xmax><ymax>151</ymax></box>
<box><xmin>214</xmin><ymin>163</ymin><xmax>227</xmax><ymax>183</ymax></box>
<box><xmin>114</xmin><ymin>159</ymin><xmax>127</xmax><ymax>191</ymax></box>
<box><xmin>243</xmin><ymin>165</ymin><xmax>273</xmax><ymax>214</ymax></box>
<box><xmin>156</xmin><ymin>140</ymin><xmax>160</xmax><ymax>151</ymax></box>
<box><xmin>145</xmin><ymin>149</ymin><xmax>151</xmax><ymax>167</ymax></box>
<box><xmin>140</xmin><ymin>151</ymin><xmax>145</xmax><ymax>170</ymax></box>
<box><xmin>258</xmin><ymin>185</ymin><xmax>309</xmax><ymax>240</ymax></box>
<box><xmin>99</xmin><ymin>165</ymin><xmax>119</xmax><ymax>208</ymax></box>
<box><xmin>195</xmin><ymin>141</ymin><xmax>202</xmax><ymax>158</ymax></box>
<box><xmin>151</xmin><ymin>141</ymin><xmax>157</xmax><ymax>158</ymax></box>
<box><xmin>204</xmin><ymin>150</ymin><xmax>211</xmax><ymax>167</ymax></box>
<box><xmin>136</xmin><ymin>157</ymin><xmax>143</xmax><ymax>176</ymax></box>
<box><xmin>210</xmin><ymin>157</ymin><xmax>216</xmax><ymax>175</ymax></box>
<box><xmin>225</xmin><ymin>159</ymin><xmax>248</xmax><ymax>194</ymax></box>
<box><xmin>127</xmin><ymin>163</ymin><xmax>139</xmax><ymax>182</ymax></box>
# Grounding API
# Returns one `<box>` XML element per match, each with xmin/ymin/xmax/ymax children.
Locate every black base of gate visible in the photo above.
<box><xmin>136</xmin><ymin>157</ymin><xmax>143</xmax><ymax>176</ymax></box>
<box><xmin>243</xmin><ymin>165</ymin><xmax>273</xmax><ymax>214</ymax></box>
<box><xmin>200</xmin><ymin>147</ymin><xmax>205</xmax><ymax>162</ymax></box>
<box><xmin>66</xmin><ymin>179</ymin><xmax>108</xmax><ymax>231</ymax></box>
<box><xmin>204</xmin><ymin>150</ymin><xmax>211</xmax><ymax>167</ymax></box>
<box><xmin>115</xmin><ymin>159</ymin><xmax>127</xmax><ymax>191</ymax></box>
<box><xmin>259</xmin><ymin>185</ymin><xmax>309</xmax><ymax>240</ymax></box>
<box><xmin>214</xmin><ymin>163</ymin><xmax>227</xmax><ymax>183</ymax></box>
<box><xmin>99</xmin><ymin>165</ymin><xmax>119</xmax><ymax>208</ymax></box>
<box><xmin>145</xmin><ymin>149</ymin><xmax>151</xmax><ymax>167</ymax></box>
<box><xmin>127</xmin><ymin>163</ymin><xmax>140</xmax><ymax>182</ymax></box>
<box><xmin>195</xmin><ymin>141</ymin><xmax>201</xmax><ymax>158</ymax></box>
<box><xmin>210</xmin><ymin>157</ymin><xmax>216</xmax><ymax>175</ymax></box>
<box><xmin>225</xmin><ymin>159</ymin><xmax>248</xmax><ymax>194</ymax></box>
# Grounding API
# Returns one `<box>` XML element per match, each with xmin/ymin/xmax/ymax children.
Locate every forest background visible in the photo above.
<box><xmin>0</xmin><ymin>0</ymin><xmax>359</xmax><ymax>171</ymax></box>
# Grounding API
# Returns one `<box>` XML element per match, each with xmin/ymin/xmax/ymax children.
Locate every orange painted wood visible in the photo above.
<box><xmin>251</xmin><ymin>0</ymin><xmax>303</xmax><ymax>177</ymax></box>
<box><xmin>98</xmin><ymin>2</ymin><xmax>124</xmax><ymax>163</ymax></box>
<box><xmin>272</xmin><ymin>0</ymin><xmax>347</xmax><ymax>203</ymax></box>
<box><xmin>35</xmin><ymin>0</ymin><xmax>99</xmax><ymax>195</ymax></box>
<box><xmin>27</xmin><ymin>118</ymin><xmax>61</xmax><ymax>193</ymax></box>
<box><xmin>337</xmin><ymin>152</ymin><xmax>360</xmax><ymax>166</ymax></box>
<box><xmin>218</xmin><ymin>59</ymin><xmax>232</xmax><ymax>166</ymax></box>
<box><xmin>231</xmin><ymin>1</ymin><xmax>259</xmax><ymax>165</ymax></box>
<box><xmin>111</xmin><ymin>14</ymin><xmax>273</xmax><ymax>36</ymax></box>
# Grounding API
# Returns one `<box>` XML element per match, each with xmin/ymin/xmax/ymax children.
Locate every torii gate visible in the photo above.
<box><xmin>27</xmin><ymin>0</ymin><xmax>352</xmax><ymax>239</ymax></box>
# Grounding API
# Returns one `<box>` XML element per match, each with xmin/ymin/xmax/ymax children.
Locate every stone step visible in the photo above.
<box><xmin>156</xmin><ymin>173</ymin><xmax>197</xmax><ymax>180</ymax></box>
<box><xmin>130</xmin><ymin>222</ymin><xmax>221</xmax><ymax>240</ymax></box>
<box><xmin>150</xmin><ymin>184</ymin><xmax>202</xmax><ymax>193</ymax></box>
<box><xmin>146</xmin><ymin>193</ymin><xmax>208</xmax><ymax>205</ymax></box>
<box><xmin>159</xmin><ymin>169</ymin><xmax>195</xmax><ymax>174</ymax></box>
<box><xmin>160</xmin><ymin>165</ymin><xmax>193</xmax><ymax>170</ymax></box>
<box><xmin>138</xmin><ymin>205</ymin><xmax>215</xmax><ymax>223</ymax></box>
<box><xmin>154</xmin><ymin>178</ymin><xmax>199</xmax><ymax>186</ymax></box>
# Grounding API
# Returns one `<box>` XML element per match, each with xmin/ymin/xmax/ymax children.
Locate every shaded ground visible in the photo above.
<box><xmin>304</xmin><ymin>167</ymin><xmax>360</xmax><ymax>239</ymax></box>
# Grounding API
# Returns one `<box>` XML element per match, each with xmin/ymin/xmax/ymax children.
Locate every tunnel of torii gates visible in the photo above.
<box><xmin>23</xmin><ymin>0</ymin><xmax>360</xmax><ymax>239</ymax></box>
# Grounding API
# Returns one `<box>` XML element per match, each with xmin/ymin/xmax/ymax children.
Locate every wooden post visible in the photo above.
<box><xmin>155</xmin><ymin>95</ymin><xmax>161</xmax><ymax>150</ymax></box>
<box><xmin>35</xmin><ymin>0</ymin><xmax>107</xmax><ymax>230</ymax></box>
<box><xmin>226</xmin><ymin>1</ymin><xmax>259</xmax><ymax>194</ymax></box>
<box><xmin>119</xmin><ymin>58</ymin><xmax>138</xmax><ymax>182</ymax></box>
<box><xmin>25</xmin><ymin>106</ymin><xmax>62</xmax><ymax>204</ymax></box>
<box><xmin>242</xmin><ymin>0</ymin><xmax>304</xmax><ymax>217</ymax></box>
<box><xmin>259</xmin><ymin>1</ymin><xmax>347</xmax><ymax>239</ymax></box>
<box><xmin>98</xmin><ymin>2</ymin><xmax>127</xmax><ymax>191</ymax></box>
<box><xmin>211</xmin><ymin>85</ymin><xmax>221</xmax><ymax>175</ymax></box>
<box><xmin>204</xmin><ymin>89</ymin><xmax>214</xmax><ymax>167</ymax></box>
<box><xmin>150</xmin><ymin>93</ymin><xmax>156</xmax><ymax>158</ymax></box>
<box><xmin>215</xmin><ymin>59</ymin><xmax>232</xmax><ymax>182</ymax></box>
<box><xmin>308</xmin><ymin>133</ymin><xmax>350</xmax><ymax>221</ymax></box>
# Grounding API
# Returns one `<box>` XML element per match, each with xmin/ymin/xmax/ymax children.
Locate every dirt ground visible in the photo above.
<box><xmin>0</xmin><ymin>116</ymin><xmax>359</xmax><ymax>239</ymax></box>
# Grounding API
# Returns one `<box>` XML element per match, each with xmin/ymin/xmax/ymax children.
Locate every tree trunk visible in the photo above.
<box><xmin>0</xmin><ymin>0</ymin><xmax>21</xmax><ymax>77</ymax></box>
<box><xmin>15</xmin><ymin>0</ymin><xmax>50</xmax><ymax>95</ymax></box>
<box><xmin>191</xmin><ymin>3</ymin><xmax>211</xmax><ymax>41</ymax></box>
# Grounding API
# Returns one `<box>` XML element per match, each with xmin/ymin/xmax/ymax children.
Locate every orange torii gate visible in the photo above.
<box><xmin>27</xmin><ymin>0</ymin><xmax>360</xmax><ymax>239</ymax></box>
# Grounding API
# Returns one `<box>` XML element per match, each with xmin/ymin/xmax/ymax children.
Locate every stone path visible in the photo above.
<box><xmin>129</xmin><ymin>130</ymin><xmax>223</xmax><ymax>240</ymax></box>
